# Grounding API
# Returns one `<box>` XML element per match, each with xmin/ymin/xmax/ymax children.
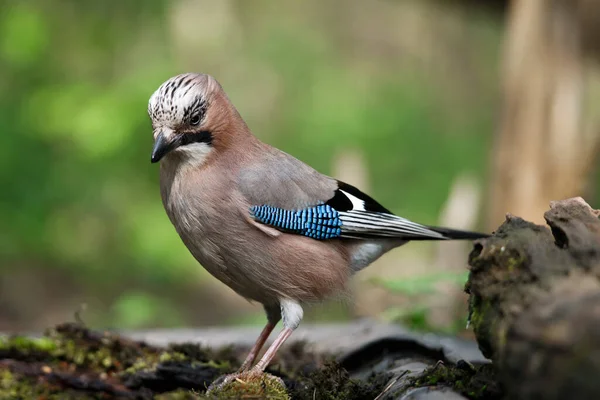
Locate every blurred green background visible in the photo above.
<box><xmin>1</xmin><ymin>0</ymin><xmax>597</xmax><ymax>335</ymax></box>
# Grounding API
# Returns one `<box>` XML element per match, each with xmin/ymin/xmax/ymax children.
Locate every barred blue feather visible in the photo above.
<box><xmin>250</xmin><ymin>204</ymin><xmax>342</xmax><ymax>240</ymax></box>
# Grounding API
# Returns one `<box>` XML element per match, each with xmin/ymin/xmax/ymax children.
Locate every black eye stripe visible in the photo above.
<box><xmin>178</xmin><ymin>131</ymin><xmax>213</xmax><ymax>147</ymax></box>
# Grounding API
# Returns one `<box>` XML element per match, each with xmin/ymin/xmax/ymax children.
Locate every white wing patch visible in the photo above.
<box><xmin>339</xmin><ymin>189</ymin><xmax>366</xmax><ymax>211</ymax></box>
<box><xmin>334</xmin><ymin>184</ymin><xmax>448</xmax><ymax>240</ymax></box>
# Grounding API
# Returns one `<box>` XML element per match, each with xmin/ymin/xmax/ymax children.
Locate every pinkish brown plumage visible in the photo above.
<box><xmin>147</xmin><ymin>73</ymin><xmax>489</xmax><ymax>385</ymax></box>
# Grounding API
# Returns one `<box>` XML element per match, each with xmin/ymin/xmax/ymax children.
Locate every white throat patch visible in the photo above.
<box><xmin>175</xmin><ymin>142</ymin><xmax>213</xmax><ymax>168</ymax></box>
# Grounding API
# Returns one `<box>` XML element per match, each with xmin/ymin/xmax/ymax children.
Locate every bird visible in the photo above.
<box><xmin>147</xmin><ymin>73</ymin><xmax>488</xmax><ymax>384</ymax></box>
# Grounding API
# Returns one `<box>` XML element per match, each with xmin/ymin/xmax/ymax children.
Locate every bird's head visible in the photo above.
<box><xmin>148</xmin><ymin>73</ymin><xmax>238</xmax><ymax>165</ymax></box>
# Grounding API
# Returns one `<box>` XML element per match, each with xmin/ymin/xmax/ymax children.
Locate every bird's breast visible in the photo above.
<box><xmin>158</xmin><ymin>164</ymin><xmax>371</xmax><ymax>305</ymax></box>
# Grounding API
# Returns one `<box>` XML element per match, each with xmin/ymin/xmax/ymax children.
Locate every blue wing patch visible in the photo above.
<box><xmin>250</xmin><ymin>204</ymin><xmax>342</xmax><ymax>240</ymax></box>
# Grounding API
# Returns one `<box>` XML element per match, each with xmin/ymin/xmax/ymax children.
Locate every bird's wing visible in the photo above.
<box><xmin>237</xmin><ymin>145</ymin><xmax>339</xmax><ymax>210</ymax></box>
<box><xmin>238</xmin><ymin>146</ymin><xmax>485</xmax><ymax>241</ymax></box>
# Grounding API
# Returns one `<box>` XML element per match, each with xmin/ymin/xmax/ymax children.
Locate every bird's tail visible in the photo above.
<box><xmin>418</xmin><ymin>225</ymin><xmax>490</xmax><ymax>241</ymax></box>
<box><xmin>337</xmin><ymin>210</ymin><xmax>489</xmax><ymax>241</ymax></box>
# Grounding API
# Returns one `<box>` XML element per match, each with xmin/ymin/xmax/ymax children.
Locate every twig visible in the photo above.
<box><xmin>373</xmin><ymin>370</ymin><xmax>408</xmax><ymax>400</ymax></box>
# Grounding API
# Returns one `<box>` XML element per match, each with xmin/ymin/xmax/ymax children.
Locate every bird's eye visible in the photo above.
<box><xmin>190</xmin><ymin>115</ymin><xmax>201</xmax><ymax>126</ymax></box>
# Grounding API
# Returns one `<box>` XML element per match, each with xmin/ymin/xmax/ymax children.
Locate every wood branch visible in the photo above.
<box><xmin>467</xmin><ymin>197</ymin><xmax>600</xmax><ymax>400</ymax></box>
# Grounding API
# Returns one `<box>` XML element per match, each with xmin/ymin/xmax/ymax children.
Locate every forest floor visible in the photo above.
<box><xmin>0</xmin><ymin>322</ymin><xmax>394</xmax><ymax>399</ymax></box>
<box><xmin>0</xmin><ymin>321</ymin><xmax>502</xmax><ymax>399</ymax></box>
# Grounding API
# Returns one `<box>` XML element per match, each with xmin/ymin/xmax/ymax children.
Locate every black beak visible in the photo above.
<box><xmin>151</xmin><ymin>131</ymin><xmax>176</xmax><ymax>163</ymax></box>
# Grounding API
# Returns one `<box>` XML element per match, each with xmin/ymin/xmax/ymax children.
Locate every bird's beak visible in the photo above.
<box><xmin>151</xmin><ymin>131</ymin><xmax>176</xmax><ymax>163</ymax></box>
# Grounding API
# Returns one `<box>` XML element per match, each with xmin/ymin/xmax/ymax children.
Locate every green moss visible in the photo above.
<box><xmin>0</xmin><ymin>335</ymin><xmax>58</xmax><ymax>363</ymax></box>
<box><xmin>289</xmin><ymin>361</ymin><xmax>388</xmax><ymax>400</ymax></box>
<box><xmin>0</xmin><ymin>336</ymin><xmax>56</xmax><ymax>353</ymax></box>
<box><xmin>165</xmin><ymin>342</ymin><xmax>238</xmax><ymax>372</ymax></box>
<box><xmin>168</xmin><ymin>343</ymin><xmax>239</xmax><ymax>366</ymax></box>
<box><xmin>467</xmin><ymin>294</ymin><xmax>499</xmax><ymax>359</ymax></box>
<box><xmin>53</xmin><ymin>337</ymin><xmax>118</xmax><ymax>370</ymax></box>
<box><xmin>0</xmin><ymin>324</ymin><xmax>230</xmax><ymax>398</ymax></box>
<box><xmin>468</xmin><ymin>295</ymin><xmax>488</xmax><ymax>334</ymax></box>
<box><xmin>207</xmin><ymin>373</ymin><xmax>290</xmax><ymax>400</ymax></box>
<box><xmin>502</xmin><ymin>246</ymin><xmax>527</xmax><ymax>275</ymax></box>
<box><xmin>45</xmin><ymin>323</ymin><xmax>163</xmax><ymax>372</ymax></box>
<box><xmin>1</xmin><ymin>323</ymin><xmax>389</xmax><ymax>399</ymax></box>
<box><xmin>0</xmin><ymin>369</ymin><xmax>56</xmax><ymax>400</ymax></box>
<box><xmin>123</xmin><ymin>350</ymin><xmax>188</xmax><ymax>375</ymax></box>
<box><xmin>408</xmin><ymin>363</ymin><xmax>499</xmax><ymax>400</ymax></box>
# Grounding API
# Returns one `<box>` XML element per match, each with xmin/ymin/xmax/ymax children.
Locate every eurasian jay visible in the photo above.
<box><xmin>148</xmin><ymin>73</ymin><xmax>488</xmax><ymax>381</ymax></box>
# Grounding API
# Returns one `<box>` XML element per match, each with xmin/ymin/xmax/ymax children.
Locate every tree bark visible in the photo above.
<box><xmin>468</xmin><ymin>197</ymin><xmax>600</xmax><ymax>400</ymax></box>
<box><xmin>488</xmin><ymin>0</ymin><xmax>600</xmax><ymax>228</ymax></box>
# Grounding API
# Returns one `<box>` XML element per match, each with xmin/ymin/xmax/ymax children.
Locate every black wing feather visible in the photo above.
<box><xmin>326</xmin><ymin>180</ymin><xmax>488</xmax><ymax>241</ymax></box>
<box><xmin>325</xmin><ymin>180</ymin><xmax>392</xmax><ymax>213</ymax></box>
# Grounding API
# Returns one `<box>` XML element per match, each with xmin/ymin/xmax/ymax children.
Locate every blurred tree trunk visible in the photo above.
<box><xmin>488</xmin><ymin>0</ymin><xmax>600</xmax><ymax>227</ymax></box>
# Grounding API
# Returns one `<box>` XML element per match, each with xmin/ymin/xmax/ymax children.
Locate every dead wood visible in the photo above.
<box><xmin>467</xmin><ymin>197</ymin><xmax>600</xmax><ymax>400</ymax></box>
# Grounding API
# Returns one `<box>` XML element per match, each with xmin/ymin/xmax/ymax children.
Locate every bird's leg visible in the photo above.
<box><xmin>238</xmin><ymin>304</ymin><xmax>281</xmax><ymax>372</ymax></box>
<box><xmin>249</xmin><ymin>326</ymin><xmax>293</xmax><ymax>373</ymax></box>
<box><xmin>238</xmin><ymin>321</ymin><xmax>276</xmax><ymax>372</ymax></box>
<box><xmin>207</xmin><ymin>299</ymin><xmax>302</xmax><ymax>392</ymax></box>
<box><xmin>207</xmin><ymin>304</ymin><xmax>282</xmax><ymax>392</ymax></box>
<box><xmin>248</xmin><ymin>298</ymin><xmax>303</xmax><ymax>375</ymax></box>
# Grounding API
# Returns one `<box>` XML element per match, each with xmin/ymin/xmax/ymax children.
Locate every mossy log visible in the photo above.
<box><xmin>0</xmin><ymin>320</ymin><xmax>499</xmax><ymax>399</ymax></box>
<box><xmin>467</xmin><ymin>197</ymin><xmax>600</xmax><ymax>400</ymax></box>
<box><xmin>0</xmin><ymin>323</ymin><xmax>388</xmax><ymax>399</ymax></box>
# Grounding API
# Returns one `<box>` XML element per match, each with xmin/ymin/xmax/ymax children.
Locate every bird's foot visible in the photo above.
<box><xmin>206</xmin><ymin>368</ymin><xmax>286</xmax><ymax>396</ymax></box>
